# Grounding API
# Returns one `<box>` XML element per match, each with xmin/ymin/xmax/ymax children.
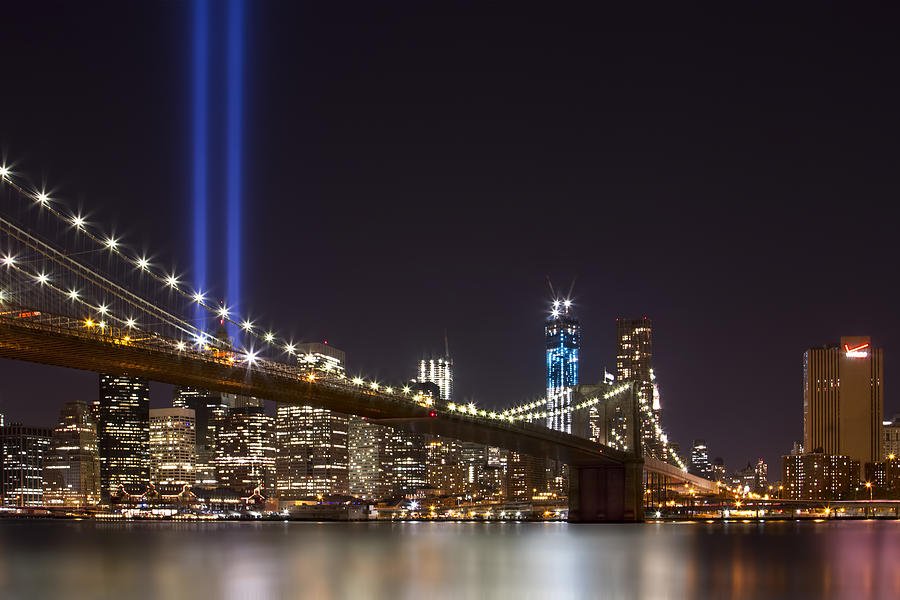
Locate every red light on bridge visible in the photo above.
<box><xmin>429</xmin><ymin>411</ymin><xmax>436</xmax><ymax>418</ymax></box>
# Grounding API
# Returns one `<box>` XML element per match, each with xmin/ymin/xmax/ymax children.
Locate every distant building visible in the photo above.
<box><xmin>616</xmin><ymin>318</ymin><xmax>662</xmax><ymax>458</ymax></box>
<box><xmin>277</xmin><ymin>343</ymin><xmax>349</xmax><ymax>499</ymax></box>
<box><xmin>507</xmin><ymin>452</ymin><xmax>547</xmax><ymax>501</ymax></box>
<box><xmin>546</xmin><ymin>299</ymin><xmax>581</xmax><ymax>433</ymax></box>
<box><xmin>98</xmin><ymin>374</ymin><xmax>150</xmax><ymax>501</ymax></box>
<box><xmin>689</xmin><ymin>440</ymin><xmax>712</xmax><ymax>480</ymax></box>
<box><xmin>172</xmin><ymin>387</ymin><xmax>231</xmax><ymax>487</ymax></box>
<box><xmin>883</xmin><ymin>416</ymin><xmax>900</xmax><ymax>460</ymax></box>
<box><xmin>425</xmin><ymin>435</ymin><xmax>464</xmax><ymax>496</ymax></box>
<box><xmin>385</xmin><ymin>429</ymin><xmax>426</xmax><ymax>497</ymax></box>
<box><xmin>754</xmin><ymin>459</ymin><xmax>768</xmax><ymax>493</ymax></box>
<box><xmin>571</xmin><ymin>381</ymin><xmax>635</xmax><ymax>451</ymax></box>
<box><xmin>0</xmin><ymin>424</ymin><xmax>52</xmax><ymax>506</ymax></box>
<box><xmin>782</xmin><ymin>452</ymin><xmax>859</xmax><ymax>500</ymax></box>
<box><xmin>43</xmin><ymin>400</ymin><xmax>100</xmax><ymax>507</ymax></box>
<box><xmin>276</xmin><ymin>405</ymin><xmax>349</xmax><ymax>498</ymax></box>
<box><xmin>215</xmin><ymin>404</ymin><xmax>275</xmax><ymax>495</ymax></box>
<box><xmin>418</xmin><ymin>357</ymin><xmax>453</xmax><ymax>402</ymax></box>
<box><xmin>149</xmin><ymin>407</ymin><xmax>196</xmax><ymax>493</ymax></box>
<box><xmin>711</xmin><ymin>457</ymin><xmax>726</xmax><ymax>482</ymax></box>
<box><xmin>804</xmin><ymin>336</ymin><xmax>883</xmax><ymax>468</ymax></box>
<box><xmin>348</xmin><ymin>417</ymin><xmax>390</xmax><ymax>500</ymax></box>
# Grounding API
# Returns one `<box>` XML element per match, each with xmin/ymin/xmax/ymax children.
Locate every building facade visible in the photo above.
<box><xmin>418</xmin><ymin>357</ymin><xmax>453</xmax><ymax>402</ymax></box>
<box><xmin>149</xmin><ymin>407</ymin><xmax>196</xmax><ymax>492</ymax></box>
<box><xmin>803</xmin><ymin>336</ymin><xmax>883</xmax><ymax>469</ymax></box>
<box><xmin>348</xmin><ymin>416</ymin><xmax>390</xmax><ymax>500</ymax></box>
<box><xmin>276</xmin><ymin>405</ymin><xmax>349</xmax><ymax>498</ymax></box>
<box><xmin>98</xmin><ymin>374</ymin><xmax>150</xmax><ymax>501</ymax></box>
<box><xmin>883</xmin><ymin>415</ymin><xmax>900</xmax><ymax>460</ymax></box>
<box><xmin>0</xmin><ymin>424</ymin><xmax>52</xmax><ymax>506</ymax></box>
<box><xmin>616</xmin><ymin>318</ymin><xmax>663</xmax><ymax>458</ymax></box>
<box><xmin>215</xmin><ymin>404</ymin><xmax>275</xmax><ymax>495</ymax></box>
<box><xmin>43</xmin><ymin>400</ymin><xmax>100</xmax><ymax>507</ymax></box>
<box><xmin>689</xmin><ymin>440</ymin><xmax>712</xmax><ymax>480</ymax></box>
<box><xmin>546</xmin><ymin>300</ymin><xmax>581</xmax><ymax>433</ymax></box>
<box><xmin>172</xmin><ymin>387</ymin><xmax>231</xmax><ymax>487</ymax></box>
<box><xmin>782</xmin><ymin>452</ymin><xmax>859</xmax><ymax>500</ymax></box>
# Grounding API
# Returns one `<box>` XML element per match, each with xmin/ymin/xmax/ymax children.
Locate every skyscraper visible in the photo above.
<box><xmin>43</xmin><ymin>400</ymin><xmax>100</xmax><ymax>507</ymax></box>
<box><xmin>689</xmin><ymin>439</ymin><xmax>712</xmax><ymax>480</ymax></box>
<box><xmin>276</xmin><ymin>343</ymin><xmax>350</xmax><ymax>499</ymax></box>
<box><xmin>418</xmin><ymin>357</ymin><xmax>453</xmax><ymax>402</ymax></box>
<box><xmin>546</xmin><ymin>299</ymin><xmax>581</xmax><ymax>433</ymax></box>
<box><xmin>804</xmin><ymin>336</ymin><xmax>883</xmax><ymax>470</ymax></box>
<box><xmin>349</xmin><ymin>416</ymin><xmax>390</xmax><ymax>500</ymax></box>
<box><xmin>384</xmin><ymin>428</ymin><xmax>426</xmax><ymax>497</ymax></box>
<box><xmin>0</xmin><ymin>424</ymin><xmax>52</xmax><ymax>507</ymax></box>
<box><xmin>173</xmin><ymin>387</ymin><xmax>231</xmax><ymax>487</ymax></box>
<box><xmin>149</xmin><ymin>408</ymin><xmax>197</xmax><ymax>493</ymax></box>
<box><xmin>98</xmin><ymin>374</ymin><xmax>150</xmax><ymax>501</ymax></box>
<box><xmin>616</xmin><ymin>318</ymin><xmax>662</xmax><ymax>457</ymax></box>
<box><xmin>215</xmin><ymin>403</ymin><xmax>275</xmax><ymax>495</ymax></box>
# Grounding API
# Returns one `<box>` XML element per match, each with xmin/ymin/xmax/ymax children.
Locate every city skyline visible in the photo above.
<box><xmin>3</xmin><ymin>2</ymin><xmax>900</xmax><ymax>482</ymax></box>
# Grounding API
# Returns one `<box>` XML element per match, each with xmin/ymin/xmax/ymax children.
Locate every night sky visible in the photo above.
<box><xmin>1</xmin><ymin>2</ymin><xmax>899</xmax><ymax>475</ymax></box>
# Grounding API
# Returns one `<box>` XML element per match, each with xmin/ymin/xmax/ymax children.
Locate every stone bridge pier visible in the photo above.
<box><xmin>568</xmin><ymin>458</ymin><xmax>644</xmax><ymax>522</ymax></box>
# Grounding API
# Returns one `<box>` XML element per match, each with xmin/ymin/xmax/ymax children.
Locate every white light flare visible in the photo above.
<box><xmin>67</xmin><ymin>289</ymin><xmax>79</xmax><ymax>300</ymax></box>
<box><xmin>165</xmin><ymin>274</ymin><xmax>180</xmax><ymax>288</ymax></box>
<box><xmin>1</xmin><ymin>254</ymin><xmax>14</xmax><ymax>267</ymax></box>
<box><xmin>35</xmin><ymin>272</ymin><xmax>49</xmax><ymax>285</ymax></box>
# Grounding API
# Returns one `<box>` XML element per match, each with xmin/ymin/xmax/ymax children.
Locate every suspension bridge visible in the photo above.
<box><xmin>0</xmin><ymin>163</ymin><xmax>715</xmax><ymax>521</ymax></box>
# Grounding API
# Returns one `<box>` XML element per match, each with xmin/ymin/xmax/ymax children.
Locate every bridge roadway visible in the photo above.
<box><xmin>0</xmin><ymin>312</ymin><xmax>716</xmax><ymax>520</ymax></box>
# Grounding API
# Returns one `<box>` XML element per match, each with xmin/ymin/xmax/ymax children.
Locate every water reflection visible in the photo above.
<box><xmin>0</xmin><ymin>520</ymin><xmax>898</xmax><ymax>599</ymax></box>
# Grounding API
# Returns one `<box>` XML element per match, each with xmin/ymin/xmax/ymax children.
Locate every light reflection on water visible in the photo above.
<box><xmin>0</xmin><ymin>520</ymin><xmax>898</xmax><ymax>599</ymax></box>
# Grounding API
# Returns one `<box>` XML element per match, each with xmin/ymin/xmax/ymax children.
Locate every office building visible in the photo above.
<box><xmin>297</xmin><ymin>342</ymin><xmax>346</xmax><ymax>375</ymax></box>
<box><xmin>546</xmin><ymin>299</ymin><xmax>581</xmax><ymax>433</ymax></box>
<box><xmin>43</xmin><ymin>400</ymin><xmax>100</xmax><ymax>507</ymax></box>
<box><xmin>215</xmin><ymin>404</ymin><xmax>275</xmax><ymax>495</ymax></box>
<box><xmin>149</xmin><ymin>408</ymin><xmax>196</xmax><ymax>492</ymax></box>
<box><xmin>425</xmin><ymin>435</ymin><xmax>464</xmax><ymax>496</ymax></box>
<box><xmin>98</xmin><ymin>374</ymin><xmax>150</xmax><ymax>501</ymax></box>
<box><xmin>689</xmin><ymin>440</ymin><xmax>712</xmax><ymax>480</ymax></box>
<box><xmin>173</xmin><ymin>387</ymin><xmax>231</xmax><ymax>487</ymax></box>
<box><xmin>616</xmin><ymin>318</ymin><xmax>663</xmax><ymax>458</ymax></box>
<box><xmin>385</xmin><ymin>428</ymin><xmax>426</xmax><ymax>497</ymax></box>
<box><xmin>276</xmin><ymin>404</ymin><xmax>349</xmax><ymax>498</ymax></box>
<box><xmin>507</xmin><ymin>452</ymin><xmax>547</xmax><ymax>501</ymax></box>
<box><xmin>803</xmin><ymin>336</ymin><xmax>883</xmax><ymax>468</ymax></box>
<box><xmin>0</xmin><ymin>424</ymin><xmax>52</xmax><ymax>506</ymax></box>
<box><xmin>349</xmin><ymin>416</ymin><xmax>390</xmax><ymax>500</ymax></box>
<box><xmin>418</xmin><ymin>356</ymin><xmax>453</xmax><ymax>402</ymax></box>
<box><xmin>782</xmin><ymin>452</ymin><xmax>859</xmax><ymax>500</ymax></box>
<box><xmin>883</xmin><ymin>415</ymin><xmax>900</xmax><ymax>460</ymax></box>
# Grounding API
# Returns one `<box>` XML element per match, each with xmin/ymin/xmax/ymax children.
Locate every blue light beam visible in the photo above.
<box><xmin>193</xmin><ymin>0</ymin><xmax>209</xmax><ymax>327</ymax></box>
<box><xmin>226</xmin><ymin>0</ymin><xmax>244</xmax><ymax>336</ymax></box>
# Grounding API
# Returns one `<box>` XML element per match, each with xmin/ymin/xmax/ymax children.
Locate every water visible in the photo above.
<box><xmin>0</xmin><ymin>520</ymin><xmax>898</xmax><ymax>599</ymax></box>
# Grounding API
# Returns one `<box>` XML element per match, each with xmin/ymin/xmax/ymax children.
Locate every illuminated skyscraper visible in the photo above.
<box><xmin>149</xmin><ymin>408</ymin><xmax>197</xmax><ymax>493</ymax></box>
<box><xmin>418</xmin><ymin>357</ymin><xmax>453</xmax><ymax>402</ymax></box>
<box><xmin>546</xmin><ymin>299</ymin><xmax>581</xmax><ymax>432</ymax></box>
<box><xmin>385</xmin><ymin>428</ymin><xmax>426</xmax><ymax>497</ymax></box>
<box><xmin>43</xmin><ymin>400</ymin><xmax>100</xmax><ymax>507</ymax></box>
<box><xmin>173</xmin><ymin>387</ymin><xmax>230</xmax><ymax>487</ymax></box>
<box><xmin>804</xmin><ymin>336</ymin><xmax>883</xmax><ymax>470</ymax></box>
<box><xmin>0</xmin><ymin>424</ymin><xmax>52</xmax><ymax>507</ymax></box>
<box><xmin>349</xmin><ymin>417</ymin><xmax>390</xmax><ymax>500</ymax></box>
<box><xmin>98</xmin><ymin>374</ymin><xmax>150</xmax><ymax>501</ymax></box>
<box><xmin>215</xmin><ymin>403</ymin><xmax>275</xmax><ymax>494</ymax></box>
<box><xmin>276</xmin><ymin>343</ymin><xmax>349</xmax><ymax>499</ymax></box>
<box><xmin>616</xmin><ymin>318</ymin><xmax>663</xmax><ymax>458</ymax></box>
<box><xmin>689</xmin><ymin>440</ymin><xmax>712</xmax><ymax>480</ymax></box>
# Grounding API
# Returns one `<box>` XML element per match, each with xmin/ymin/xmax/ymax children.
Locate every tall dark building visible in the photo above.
<box><xmin>98</xmin><ymin>374</ymin><xmax>150</xmax><ymax>501</ymax></box>
<box><xmin>173</xmin><ymin>387</ymin><xmax>231</xmax><ymax>487</ymax></box>
<box><xmin>689</xmin><ymin>439</ymin><xmax>712</xmax><ymax>480</ymax></box>
<box><xmin>616</xmin><ymin>318</ymin><xmax>662</xmax><ymax>458</ymax></box>
<box><xmin>0</xmin><ymin>424</ymin><xmax>52</xmax><ymax>506</ymax></box>
<box><xmin>546</xmin><ymin>299</ymin><xmax>581</xmax><ymax>433</ymax></box>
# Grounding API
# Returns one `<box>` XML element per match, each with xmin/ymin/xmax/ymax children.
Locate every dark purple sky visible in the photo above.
<box><xmin>2</xmin><ymin>2</ymin><xmax>899</xmax><ymax>474</ymax></box>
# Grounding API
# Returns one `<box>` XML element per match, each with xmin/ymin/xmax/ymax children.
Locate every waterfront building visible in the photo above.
<box><xmin>149</xmin><ymin>407</ymin><xmax>196</xmax><ymax>493</ymax></box>
<box><xmin>883</xmin><ymin>415</ymin><xmax>900</xmax><ymax>460</ymax></box>
<box><xmin>43</xmin><ymin>400</ymin><xmax>100</xmax><ymax>507</ymax></box>
<box><xmin>98</xmin><ymin>374</ymin><xmax>150</xmax><ymax>501</ymax></box>
<box><xmin>546</xmin><ymin>299</ymin><xmax>581</xmax><ymax>433</ymax></box>
<box><xmin>173</xmin><ymin>387</ymin><xmax>231</xmax><ymax>487</ymax></box>
<box><xmin>507</xmin><ymin>452</ymin><xmax>547</xmax><ymax>501</ymax></box>
<box><xmin>803</xmin><ymin>336</ymin><xmax>883</xmax><ymax>469</ymax></box>
<box><xmin>348</xmin><ymin>416</ymin><xmax>390</xmax><ymax>500</ymax></box>
<box><xmin>418</xmin><ymin>356</ymin><xmax>453</xmax><ymax>402</ymax></box>
<box><xmin>616</xmin><ymin>318</ymin><xmax>663</xmax><ymax>458</ymax></box>
<box><xmin>689</xmin><ymin>440</ymin><xmax>712</xmax><ymax>480</ymax></box>
<box><xmin>459</xmin><ymin>442</ymin><xmax>486</xmax><ymax>496</ymax></box>
<box><xmin>782</xmin><ymin>452</ymin><xmax>859</xmax><ymax>500</ymax></box>
<box><xmin>0</xmin><ymin>424</ymin><xmax>52</xmax><ymax>506</ymax></box>
<box><xmin>276</xmin><ymin>404</ymin><xmax>349</xmax><ymax>498</ymax></box>
<box><xmin>425</xmin><ymin>435</ymin><xmax>464</xmax><ymax>496</ymax></box>
<box><xmin>385</xmin><ymin>428</ymin><xmax>426</xmax><ymax>497</ymax></box>
<box><xmin>215</xmin><ymin>403</ymin><xmax>275</xmax><ymax>495</ymax></box>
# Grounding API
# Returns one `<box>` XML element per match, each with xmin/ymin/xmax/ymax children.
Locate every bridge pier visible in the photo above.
<box><xmin>568</xmin><ymin>458</ymin><xmax>644</xmax><ymax>522</ymax></box>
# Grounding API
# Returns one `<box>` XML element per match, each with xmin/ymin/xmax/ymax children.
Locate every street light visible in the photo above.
<box><xmin>865</xmin><ymin>481</ymin><xmax>873</xmax><ymax>501</ymax></box>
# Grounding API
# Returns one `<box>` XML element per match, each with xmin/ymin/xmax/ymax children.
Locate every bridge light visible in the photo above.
<box><xmin>176</xmin><ymin>341</ymin><xmax>186</xmax><ymax>351</ymax></box>
<box><xmin>67</xmin><ymin>289</ymin><xmax>79</xmax><ymax>300</ymax></box>
<box><xmin>264</xmin><ymin>332</ymin><xmax>275</xmax><ymax>343</ymax></box>
<box><xmin>71</xmin><ymin>215</ymin><xmax>85</xmax><ymax>229</ymax></box>
<box><xmin>1</xmin><ymin>254</ymin><xmax>14</xmax><ymax>267</ymax></box>
<box><xmin>97</xmin><ymin>304</ymin><xmax>108</xmax><ymax>315</ymax></box>
<box><xmin>244</xmin><ymin>350</ymin><xmax>258</xmax><ymax>365</ymax></box>
<box><xmin>385</xmin><ymin>386</ymin><xmax>393</xmax><ymax>394</ymax></box>
<box><xmin>84</xmin><ymin>318</ymin><xmax>94</xmax><ymax>328</ymax></box>
<box><xmin>125</xmin><ymin>318</ymin><xmax>136</xmax><ymax>329</ymax></box>
<box><xmin>550</xmin><ymin>309</ymin><xmax>560</xmax><ymax>318</ymax></box>
<box><xmin>552</xmin><ymin>300</ymin><xmax>560</xmax><ymax>309</ymax></box>
<box><xmin>370</xmin><ymin>382</ymin><xmax>379</xmax><ymax>390</ymax></box>
<box><xmin>402</xmin><ymin>386</ymin><xmax>411</xmax><ymax>394</ymax></box>
<box><xmin>165</xmin><ymin>274</ymin><xmax>180</xmax><ymax>288</ymax></box>
<box><xmin>136</xmin><ymin>257</ymin><xmax>150</xmax><ymax>271</ymax></box>
<box><xmin>0</xmin><ymin>165</ymin><xmax>8</xmax><ymax>178</ymax></box>
<box><xmin>352</xmin><ymin>377</ymin><xmax>364</xmax><ymax>386</ymax></box>
<box><xmin>424</xmin><ymin>397</ymin><xmax>433</xmax><ymax>406</ymax></box>
<box><xmin>98</xmin><ymin>320</ymin><xmax>107</xmax><ymax>330</ymax></box>
<box><xmin>284</xmin><ymin>343</ymin><xmax>296</xmax><ymax>355</ymax></box>
<box><xmin>35</xmin><ymin>191</ymin><xmax>49</xmax><ymax>205</ymax></box>
<box><xmin>467</xmin><ymin>402</ymin><xmax>476</xmax><ymax>413</ymax></box>
<box><xmin>0</xmin><ymin>290</ymin><xmax>5</xmax><ymax>302</ymax></box>
<box><xmin>217</xmin><ymin>305</ymin><xmax>230</xmax><ymax>319</ymax></box>
<box><xmin>104</xmin><ymin>237</ymin><xmax>118</xmax><ymax>250</ymax></box>
<box><xmin>35</xmin><ymin>272</ymin><xmax>49</xmax><ymax>285</ymax></box>
<box><xmin>563</xmin><ymin>299</ymin><xmax>572</xmax><ymax>309</ymax></box>
<box><xmin>448</xmin><ymin>403</ymin><xmax>456</xmax><ymax>411</ymax></box>
<box><xmin>192</xmin><ymin>291</ymin><xmax>205</xmax><ymax>304</ymax></box>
